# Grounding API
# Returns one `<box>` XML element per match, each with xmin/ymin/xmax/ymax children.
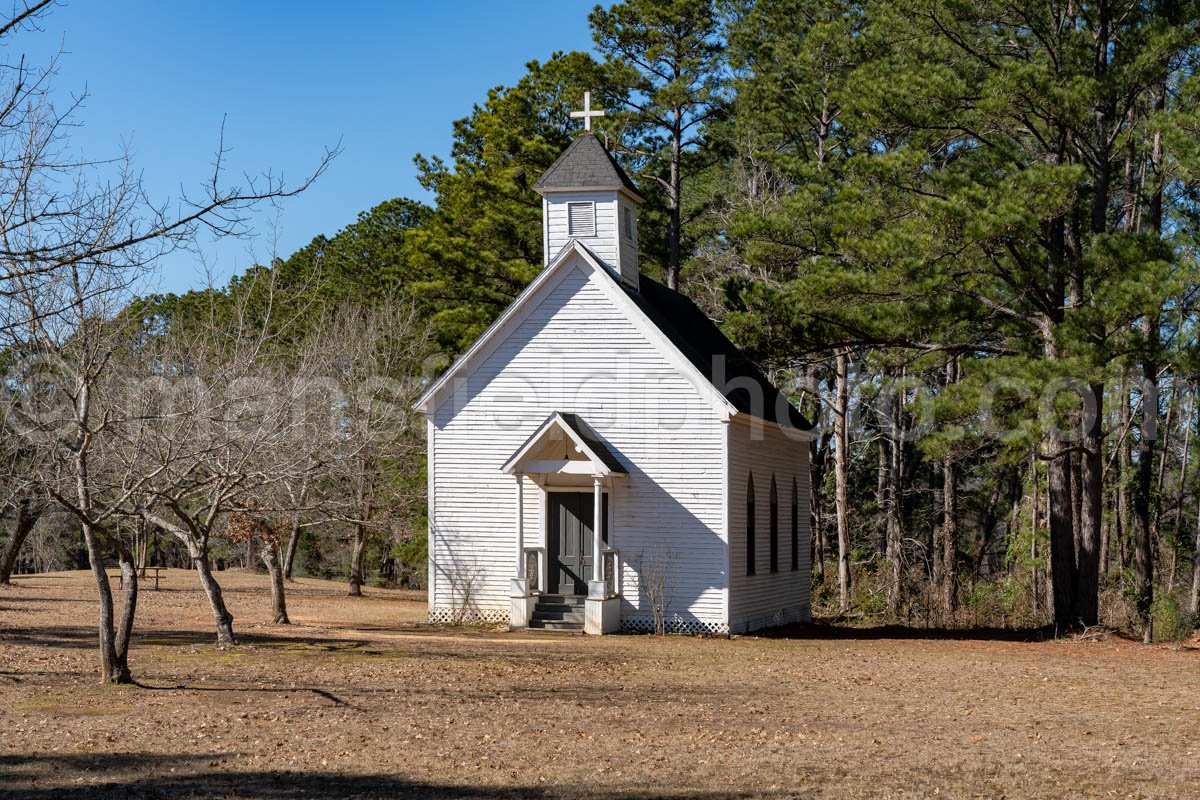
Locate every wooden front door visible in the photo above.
<box><xmin>547</xmin><ymin>492</ymin><xmax>607</xmax><ymax>596</ymax></box>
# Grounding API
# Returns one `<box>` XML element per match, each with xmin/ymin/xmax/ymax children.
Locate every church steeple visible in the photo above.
<box><xmin>534</xmin><ymin>95</ymin><xmax>644</xmax><ymax>290</ymax></box>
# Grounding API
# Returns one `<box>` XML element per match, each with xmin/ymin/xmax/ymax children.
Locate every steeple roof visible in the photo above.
<box><xmin>533</xmin><ymin>133</ymin><xmax>644</xmax><ymax>202</ymax></box>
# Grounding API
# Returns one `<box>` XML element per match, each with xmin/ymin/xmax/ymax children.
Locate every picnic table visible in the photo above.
<box><xmin>107</xmin><ymin>566</ymin><xmax>165</xmax><ymax>590</ymax></box>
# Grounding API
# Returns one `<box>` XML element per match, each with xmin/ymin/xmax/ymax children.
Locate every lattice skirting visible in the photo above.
<box><xmin>428</xmin><ymin>606</ymin><xmax>509</xmax><ymax>625</ymax></box>
<box><xmin>731</xmin><ymin>605</ymin><xmax>808</xmax><ymax>634</ymax></box>
<box><xmin>429</xmin><ymin>606</ymin><xmax>730</xmax><ymax>634</ymax></box>
<box><xmin>620</xmin><ymin>615</ymin><xmax>729</xmax><ymax>635</ymax></box>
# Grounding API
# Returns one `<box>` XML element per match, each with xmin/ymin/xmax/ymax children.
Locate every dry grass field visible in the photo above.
<box><xmin>1</xmin><ymin>569</ymin><xmax>1198</xmax><ymax>799</ymax></box>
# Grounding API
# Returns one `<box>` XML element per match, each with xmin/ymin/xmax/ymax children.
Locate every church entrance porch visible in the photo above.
<box><xmin>501</xmin><ymin>412</ymin><xmax>625</xmax><ymax>634</ymax></box>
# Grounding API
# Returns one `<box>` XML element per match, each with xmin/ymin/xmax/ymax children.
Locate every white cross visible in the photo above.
<box><xmin>570</xmin><ymin>91</ymin><xmax>605</xmax><ymax>132</ymax></box>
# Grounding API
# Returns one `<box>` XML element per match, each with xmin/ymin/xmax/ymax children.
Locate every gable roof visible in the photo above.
<box><xmin>623</xmin><ymin>276</ymin><xmax>813</xmax><ymax>431</ymax></box>
<box><xmin>501</xmin><ymin>411</ymin><xmax>626</xmax><ymax>476</ymax></box>
<box><xmin>414</xmin><ymin>240</ymin><xmax>812</xmax><ymax>434</ymax></box>
<box><xmin>533</xmin><ymin>133</ymin><xmax>644</xmax><ymax>202</ymax></box>
<box><xmin>557</xmin><ymin>412</ymin><xmax>626</xmax><ymax>473</ymax></box>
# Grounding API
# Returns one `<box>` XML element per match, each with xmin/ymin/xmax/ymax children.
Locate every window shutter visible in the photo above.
<box><xmin>567</xmin><ymin>202</ymin><xmax>595</xmax><ymax>237</ymax></box>
<box><xmin>746</xmin><ymin>472</ymin><xmax>756</xmax><ymax>576</ymax></box>
<box><xmin>623</xmin><ymin>207</ymin><xmax>634</xmax><ymax>240</ymax></box>
<box><xmin>791</xmin><ymin>477</ymin><xmax>799</xmax><ymax>571</ymax></box>
<box><xmin>769</xmin><ymin>475</ymin><xmax>779</xmax><ymax>573</ymax></box>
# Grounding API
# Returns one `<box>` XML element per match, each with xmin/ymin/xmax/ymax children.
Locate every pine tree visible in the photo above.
<box><xmin>591</xmin><ymin>0</ymin><xmax>727</xmax><ymax>290</ymax></box>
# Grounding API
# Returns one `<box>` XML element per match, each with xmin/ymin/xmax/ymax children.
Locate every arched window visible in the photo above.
<box><xmin>791</xmin><ymin>477</ymin><xmax>800</xmax><ymax>571</ymax></box>
<box><xmin>746</xmin><ymin>473</ymin><xmax>756</xmax><ymax>576</ymax></box>
<box><xmin>769</xmin><ymin>475</ymin><xmax>779</xmax><ymax>573</ymax></box>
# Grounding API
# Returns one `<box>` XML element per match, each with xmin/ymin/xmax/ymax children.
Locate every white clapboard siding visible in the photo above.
<box><xmin>727</xmin><ymin>414</ymin><xmax>812</xmax><ymax>632</ymax></box>
<box><xmin>429</xmin><ymin>256</ymin><xmax>728</xmax><ymax>626</ymax></box>
<box><xmin>545</xmin><ymin>192</ymin><xmax>619</xmax><ymax>268</ymax></box>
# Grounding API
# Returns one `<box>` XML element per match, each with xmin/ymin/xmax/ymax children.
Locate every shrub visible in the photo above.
<box><xmin>1150</xmin><ymin>593</ymin><xmax>1193</xmax><ymax>643</ymax></box>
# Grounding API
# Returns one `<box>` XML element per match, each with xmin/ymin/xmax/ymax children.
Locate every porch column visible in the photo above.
<box><xmin>593</xmin><ymin>476</ymin><xmax>603</xmax><ymax>582</ymax></box>
<box><xmin>514</xmin><ymin>473</ymin><xmax>525</xmax><ymax>579</ymax></box>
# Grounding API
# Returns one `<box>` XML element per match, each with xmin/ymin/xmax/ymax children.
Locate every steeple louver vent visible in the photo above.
<box><xmin>568</xmin><ymin>201</ymin><xmax>595</xmax><ymax>237</ymax></box>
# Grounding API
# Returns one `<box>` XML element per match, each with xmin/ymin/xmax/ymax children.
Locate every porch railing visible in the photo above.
<box><xmin>523</xmin><ymin>546</ymin><xmax>545</xmax><ymax>595</ymax></box>
<box><xmin>601</xmin><ymin>548</ymin><xmax>620</xmax><ymax>599</ymax></box>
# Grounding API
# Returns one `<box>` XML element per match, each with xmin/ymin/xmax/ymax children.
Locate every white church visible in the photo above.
<box><xmin>416</xmin><ymin>97</ymin><xmax>815</xmax><ymax>634</ymax></box>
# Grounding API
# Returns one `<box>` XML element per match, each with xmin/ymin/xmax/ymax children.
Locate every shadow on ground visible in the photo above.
<box><xmin>1</xmin><ymin>625</ymin><xmax>635</xmax><ymax>667</ymax></box>
<box><xmin>0</xmin><ymin>626</ymin><xmax>344</xmax><ymax>651</ymax></box>
<box><xmin>756</xmin><ymin>619</ymin><xmax>1061</xmax><ymax>642</ymax></box>
<box><xmin>0</xmin><ymin>752</ymin><xmax>776</xmax><ymax>800</ymax></box>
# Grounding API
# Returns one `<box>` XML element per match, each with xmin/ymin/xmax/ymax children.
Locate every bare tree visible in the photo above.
<box><xmin>299</xmin><ymin>303</ymin><xmax>429</xmax><ymax>597</ymax></box>
<box><xmin>0</xmin><ymin>496</ymin><xmax>44</xmax><ymax>583</ymax></box>
<box><xmin>98</xmin><ymin>300</ymin><xmax>330</xmax><ymax>647</ymax></box>
<box><xmin>7</xmin><ymin>267</ymin><xmax>148</xmax><ymax>683</ymax></box>
<box><xmin>279</xmin><ymin>470</ymin><xmax>311</xmax><ymax>581</ymax></box>
<box><xmin>226</xmin><ymin>509</ymin><xmax>290</xmax><ymax>624</ymax></box>
<box><xmin>0</xmin><ymin>385</ymin><xmax>48</xmax><ymax>583</ymax></box>
<box><xmin>637</xmin><ymin>546</ymin><xmax>676</xmax><ymax>635</ymax></box>
<box><xmin>0</xmin><ymin>2</ymin><xmax>333</xmax><ymax>681</ymax></box>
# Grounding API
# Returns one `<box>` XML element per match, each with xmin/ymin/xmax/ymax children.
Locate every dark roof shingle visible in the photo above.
<box><xmin>557</xmin><ymin>412</ymin><xmax>627</xmax><ymax>473</ymax></box>
<box><xmin>622</xmin><ymin>276</ymin><xmax>813</xmax><ymax>431</ymax></box>
<box><xmin>534</xmin><ymin>133</ymin><xmax>643</xmax><ymax>199</ymax></box>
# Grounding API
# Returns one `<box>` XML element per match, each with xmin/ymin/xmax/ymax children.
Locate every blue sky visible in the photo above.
<box><xmin>26</xmin><ymin>1</ymin><xmax>599</xmax><ymax>295</ymax></box>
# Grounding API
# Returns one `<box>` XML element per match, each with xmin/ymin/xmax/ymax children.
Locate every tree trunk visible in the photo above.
<box><xmin>936</xmin><ymin>357</ymin><xmax>960</xmax><ymax>617</ymax></box>
<box><xmin>280</xmin><ymin>464</ymin><xmax>311</xmax><ymax>581</ymax></box>
<box><xmin>811</xmin><ymin>509</ymin><xmax>823</xmax><ymax>583</ymax></box>
<box><xmin>261</xmin><ymin>544</ymin><xmax>290</xmax><ymax>625</ymax></box>
<box><xmin>806</xmin><ymin>366</ymin><xmax>826</xmax><ymax>584</ymax></box>
<box><xmin>1046</xmin><ymin>435</ymin><xmax>1077</xmax><ymax>629</ymax></box>
<box><xmin>192</xmin><ymin>546</ymin><xmax>237</xmax><ymax>647</ymax></box>
<box><xmin>1134</xmin><ymin>95</ymin><xmax>1165</xmax><ymax>643</ymax></box>
<box><xmin>666</xmin><ymin>108</ymin><xmax>682</xmax><ymax>290</ymax></box>
<box><xmin>1071</xmin><ymin>0</ymin><xmax>1109</xmax><ymax>630</ymax></box>
<box><xmin>1150</xmin><ymin>383</ymin><xmax>1176</xmax><ymax>570</ymax></box>
<box><xmin>283</xmin><ymin>513</ymin><xmax>303</xmax><ymax>581</ymax></box>
<box><xmin>811</xmin><ymin>436</ymin><xmax>826</xmax><ymax>584</ymax></box>
<box><xmin>1041</xmin><ymin>195</ymin><xmax>1077</xmax><ymax>632</ymax></box>
<box><xmin>1117</xmin><ymin>378</ymin><xmax>1131</xmax><ymax>570</ymax></box>
<box><xmin>1041</xmin><ymin>326</ymin><xmax>1078</xmax><ymax>630</ymax></box>
<box><xmin>113</xmin><ymin>542</ymin><xmax>138</xmax><ymax>678</ymax></box>
<box><xmin>885</xmin><ymin>380</ymin><xmax>904</xmax><ymax>617</ymax></box>
<box><xmin>1030</xmin><ymin>454</ymin><xmax>1040</xmax><ymax>614</ymax></box>
<box><xmin>348</xmin><ymin>523</ymin><xmax>367</xmax><ymax>597</ymax></box>
<box><xmin>1190</xmin><ymin>493</ymin><xmax>1200</xmax><ymax>616</ymax></box>
<box><xmin>1074</xmin><ymin>382</ymin><xmax>1104</xmax><ymax>626</ymax></box>
<box><xmin>74</xmin><ymin>433</ymin><xmax>134</xmax><ymax>684</ymax></box>
<box><xmin>0</xmin><ymin>501</ymin><xmax>39</xmax><ymax>584</ymax></box>
<box><xmin>82</xmin><ymin>521</ymin><xmax>131</xmax><ymax>684</ymax></box>
<box><xmin>1069</xmin><ymin>448</ymin><xmax>1082</xmax><ymax>572</ymax></box>
<box><xmin>1167</xmin><ymin>389</ymin><xmax>1194</xmax><ymax>591</ymax></box>
<box><xmin>1042</xmin><ymin>462</ymin><xmax>1054</xmax><ymax>613</ymax></box>
<box><xmin>834</xmin><ymin>349</ymin><xmax>852</xmax><ymax>613</ymax></box>
<box><xmin>1134</xmin><ymin>360</ymin><xmax>1157</xmax><ymax>643</ymax></box>
<box><xmin>1099</xmin><ymin>482</ymin><xmax>1111</xmax><ymax>580</ymax></box>
<box><xmin>941</xmin><ymin>453</ymin><xmax>959</xmax><ymax>617</ymax></box>
<box><xmin>133</xmin><ymin>517</ymin><xmax>148</xmax><ymax>575</ymax></box>
<box><xmin>877</xmin><ymin>438</ymin><xmax>889</xmax><ymax>554</ymax></box>
<box><xmin>932</xmin><ymin>459</ymin><xmax>944</xmax><ymax>591</ymax></box>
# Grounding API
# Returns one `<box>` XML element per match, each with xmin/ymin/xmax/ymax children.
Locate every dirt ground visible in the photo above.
<box><xmin>1</xmin><ymin>570</ymin><xmax>1198</xmax><ymax>799</ymax></box>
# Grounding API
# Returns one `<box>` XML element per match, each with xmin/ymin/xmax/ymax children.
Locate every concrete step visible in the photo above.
<box><xmin>537</xmin><ymin>604</ymin><xmax>583</xmax><ymax>618</ymax></box>
<box><xmin>538</xmin><ymin>595</ymin><xmax>585</xmax><ymax>607</ymax></box>
<box><xmin>528</xmin><ymin>619</ymin><xmax>584</xmax><ymax>632</ymax></box>
<box><xmin>533</xmin><ymin>609</ymin><xmax>585</xmax><ymax>623</ymax></box>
